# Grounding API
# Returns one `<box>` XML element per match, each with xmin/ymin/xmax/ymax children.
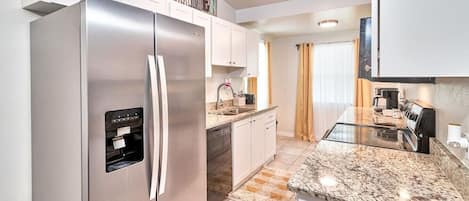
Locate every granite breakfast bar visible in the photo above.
<box><xmin>287</xmin><ymin>140</ymin><xmax>464</xmax><ymax>201</ymax></box>
<box><xmin>287</xmin><ymin>107</ymin><xmax>465</xmax><ymax>201</ymax></box>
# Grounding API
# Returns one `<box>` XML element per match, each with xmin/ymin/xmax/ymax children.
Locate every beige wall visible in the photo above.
<box><xmin>270</xmin><ymin>30</ymin><xmax>359</xmax><ymax>137</ymax></box>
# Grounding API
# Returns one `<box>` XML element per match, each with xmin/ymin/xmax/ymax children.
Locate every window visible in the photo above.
<box><xmin>312</xmin><ymin>42</ymin><xmax>355</xmax><ymax>140</ymax></box>
<box><xmin>257</xmin><ymin>41</ymin><xmax>268</xmax><ymax>107</ymax></box>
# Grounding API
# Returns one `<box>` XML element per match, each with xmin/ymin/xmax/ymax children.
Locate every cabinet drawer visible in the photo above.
<box><xmin>264</xmin><ymin>110</ymin><xmax>277</xmax><ymax>124</ymax></box>
<box><xmin>232</xmin><ymin>117</ymin><xmax>251</xmax><ymax>128</ymax></box>
<box><xmin>265</xmin><ymin>121</ymin><xmax>276</xmax><ymax>129</ymax></box>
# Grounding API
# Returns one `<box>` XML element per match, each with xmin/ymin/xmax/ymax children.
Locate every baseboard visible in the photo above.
<box><xmin>277</xmin><ymin>130</ymin><xmax>294</xmax><ymax>137</ymax></box>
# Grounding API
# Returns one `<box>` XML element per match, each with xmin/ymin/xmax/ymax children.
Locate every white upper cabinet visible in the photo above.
<box><xmin>231</xmin><ymin>26</ymin><xmax>247</xmax><ymax>67</ymax></box>
<box><xmin>245</xmin><ymin>30</ymin><xmax>260</xmax><ymax>77</ymax></box>
<box><xmin>151</xmin><ymin>0</ymin><xmax>169</xmax><ymax>16</ymax></box>
<box><xmin>372</xmin><ymin>0</ymin><xmax>469</xmax><ymax>77</ymax></box>
<box><xmin>193</xmin><ymin>10</ymin><xmax>212</xmax><ymax>77</ymax></box>
<box><xmin>264</xmin><ymin>110</ymin><xmax>277</xmax><ymax>161</ymax></box>
<box><xmin>212</xmin><ymin>18</ymin><xmax>233</xmax><ymax>66</ymax></box>
<box><xmin>211</xmin><ymin>18</ymin><xmax>248</xmax><ymax>68</ymax></box>
<box><xmin>169</xmin><ymin>1</ymin><xmax>193</xmax><ymax>23</ymax></box>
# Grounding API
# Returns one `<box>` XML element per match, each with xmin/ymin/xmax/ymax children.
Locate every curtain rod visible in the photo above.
<box><xmin>296</xmin><ymin>40</ymin><xmax>354</xmax><ymax>49</ymax></box>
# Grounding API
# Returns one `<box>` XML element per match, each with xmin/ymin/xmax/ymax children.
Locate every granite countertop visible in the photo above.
<box><xmin>337</xmin><ymin>107</ymin><xmax>406</xmax><ymax>129</ymax></box>
<box><xmin>288</xmin><ymin>140</ymin><xmax>464</xmax><ymax>201</ymax></box>
<box><xmin>206</xmin><ymin>104</ymin><xmax>278</xmax><ymax>129</ymax></box>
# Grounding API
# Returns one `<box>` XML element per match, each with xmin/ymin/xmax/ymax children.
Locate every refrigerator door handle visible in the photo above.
<box><xmin>148</xmin><ymin>55</ymin><xmax>160</xmax><ymax>200</ymax></box>
<box><xmin>157</xmin><ymin>55</ymin><xmax>169</xmax><ymax>196</ymax></box>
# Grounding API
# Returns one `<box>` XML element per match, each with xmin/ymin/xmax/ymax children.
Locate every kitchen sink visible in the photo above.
<box><xmin>209</xmin><ymin>107</ymin><xmax>256</xmax><ymax>116</ymax></box>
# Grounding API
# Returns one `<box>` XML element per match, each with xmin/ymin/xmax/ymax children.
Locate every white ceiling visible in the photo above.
<box><xmin>240</xmin><ymin>4</ymin><xmax>371</xmax><ymax>38</ymax></box>
<box><xmin>225</xmin><ymin>0</ymin><xmax>289</xmax><ymax>9</ymax></box>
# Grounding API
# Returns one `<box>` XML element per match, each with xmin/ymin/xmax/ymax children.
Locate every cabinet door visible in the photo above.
<box><xmin>193</xmin><ymin>10</ymin><xmax>212</xmax><ymax>77</ymax></box>
<box><xmin>232</xmin><ymin>118</ymin><xmax>252</xmax><ymax>187</ymax></box>
<box><xmin>245</xmin><ymin>30</ymin><xmax>260</xmax><ymax>77</ymax></box>
<box><xmin>374</xmin><ymin>0</ymin><xmax>469</xmax><ymax>77</ymax></box>
<box><xmin>264</xmin><ymin>122</ymin><xmax>276</xmax><ymax>160</ymax></box>
<box><xmin>151</xmin><ymin>0</ymin><xmax>169</xmax><ymax>15</ymax></box>
<box><xmin>264</xmin><ymin>110</ymin><xmax>277</xmax><ymax>161</ymax></box>
<box><xmin>169</xmin><ymin>1</ymin><xmax>193</xmax><ymax>23</ymax></box>
<box><xmin>211</xmin><ymin>18</ymin><xmax>232</xmax><ymax>66</ymax></box>
<box><xmin>251</xmin><ymin>114</ymin><xmax>265</xmax><ymax>171</ymax></box>
<box><xmin>231</xmin><ymin>26</ymin><xmax>247</xmax><ymax>67</ymax></box>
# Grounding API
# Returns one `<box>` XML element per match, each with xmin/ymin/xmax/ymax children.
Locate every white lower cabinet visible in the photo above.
<box><xmin>232</xmin><ymin>109</ymin><xmax>277</xmax><ymax>188</ymax></box>
<box><xmin>251</xmin><ymin>115</ymin><xmax>265</xmax><ymax>171</ymax></box>
<box><xmin>264</xmin><ymin>110</ymin><xmax>277</xmax><ymax>160</ymax></box>
<box><xmin>232</xmin><ymin>118</ymin><xmax>252</xmax><ymax>187</ymax></box>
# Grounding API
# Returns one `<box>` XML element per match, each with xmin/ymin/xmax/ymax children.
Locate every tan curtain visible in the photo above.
<box><xmin>265</xmin><ymin>41</ymin><xmax>273</xmax><ymax>105</ymax></box>
<box><xmin>247</xmin><ymin>77</ymin><xmax>257</xmax><ymax>98</ymax></box>
<box><xmin>294</xmin><ymin>43</ymin><xmax>314</xmax><ymax>142</ymax></box>
<box><xmin>353</xmin><ymin>39</ymin><xmax>372</xmax><ymax>107</ymax></box>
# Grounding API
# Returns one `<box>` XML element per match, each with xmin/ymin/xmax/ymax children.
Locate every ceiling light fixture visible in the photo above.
<box><xmin>318</xmin><ymin>19</ymin><xmax>339</xmax><ymax>28</ymax></box>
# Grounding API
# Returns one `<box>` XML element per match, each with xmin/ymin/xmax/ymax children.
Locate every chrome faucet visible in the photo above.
<box><xmin>216</xmin><ymin>83</ymin><xmax>235</xmax><ymax>110</ymax></box>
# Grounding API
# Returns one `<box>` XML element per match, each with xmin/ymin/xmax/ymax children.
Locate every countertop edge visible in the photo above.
<box><xmin>430</xmin><ymin>138</ymin><xmax>469</xmax><ymax>200</ymax></box>
<box><xmin>205</xmin><ymin>105</ymin><xmax>278</xmax><ymax>130</ymax></box>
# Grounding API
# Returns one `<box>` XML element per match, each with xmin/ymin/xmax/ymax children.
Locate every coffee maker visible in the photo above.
<box><xmin>373</xmin><ymin>88</ymin><xmax>400</xmax><ymax>110</ymax></box>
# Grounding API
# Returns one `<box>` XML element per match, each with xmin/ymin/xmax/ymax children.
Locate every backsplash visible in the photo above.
<box><xmin>206</xmin><ymin>66</ymin><xmax>245</xmax><ymax>103</ymax></box>
<box><xmin>433</xmin><ymin>78</ymin><xmax>469</xmax><ymax>144</ymax></box>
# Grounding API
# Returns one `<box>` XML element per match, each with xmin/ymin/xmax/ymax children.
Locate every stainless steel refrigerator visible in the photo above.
<box><xmin>31</xmin><ymin>0</ymin><xmax>206</xmax><ymax>201</ymax></box>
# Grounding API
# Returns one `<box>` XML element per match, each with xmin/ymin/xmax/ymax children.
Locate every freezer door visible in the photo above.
<box><xmin>155</xmin><ymin>14</ymin><xmax>207</xmax><ymax>201</ymax></box>
<box><xmin>86</xmin><ymin>0</ymin><xmax>155</xmax><ymax>201</ymax></box>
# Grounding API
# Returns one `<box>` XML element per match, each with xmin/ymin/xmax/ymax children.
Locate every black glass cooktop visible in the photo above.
<box><xmin>325</xmin><ymin>123</ymin><xmax>415</xmax><ymax>152</ymax></box>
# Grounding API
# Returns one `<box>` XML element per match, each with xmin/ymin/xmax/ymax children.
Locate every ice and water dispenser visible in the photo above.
<box><xmin>105</xmin><ymin>108</ymin><xmax>144</xmax><ymax>172</ymax></box>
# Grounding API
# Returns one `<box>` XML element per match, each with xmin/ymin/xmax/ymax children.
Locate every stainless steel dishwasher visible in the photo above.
<box><xmin>207</xmin><ymin>124</ymin><xmax>232</xmax><ymax>201</ymax></box>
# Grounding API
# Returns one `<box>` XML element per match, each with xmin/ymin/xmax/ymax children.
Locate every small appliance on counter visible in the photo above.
<box><xmin>233</xmin><ymin>93</ymin><xmax>246</xmax><ymax>107</ymax></box>
<box><xmin>325</xmin><ymin>100</ymin><xmax>435</xmax><ymax>153</ymax></box>
<box><xmin>373</xmin><ymin>88</ymin><xmax>400</xmax><ymax>111</ymax></box>
<box><xmin>244</xmin><ymin>94</ymin><xmax>255</xmax><ymax>105</ymax></box>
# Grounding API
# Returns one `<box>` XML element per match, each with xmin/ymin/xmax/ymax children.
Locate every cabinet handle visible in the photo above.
<box><xmin>233</xmin><ymin>61</ymin><xmax>236</xmax><ymax>64</ymax></box>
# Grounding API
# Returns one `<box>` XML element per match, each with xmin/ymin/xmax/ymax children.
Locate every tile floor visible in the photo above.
<box><xmin>227</xmin><ymin>136</ymin><xmax>316</xmax><ymax>201</ymax></box>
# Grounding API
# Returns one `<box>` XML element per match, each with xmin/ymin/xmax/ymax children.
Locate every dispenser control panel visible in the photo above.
<box><xmin>104</xmin><ymin>107</ymin><xmax>144</xmax><ymax>172</ymax></box>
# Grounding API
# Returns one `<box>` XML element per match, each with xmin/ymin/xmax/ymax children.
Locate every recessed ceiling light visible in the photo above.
<box><xmin>318</xmin><ymin>19</ymin><xmax>339</xmax><ymax>28</ymax></box>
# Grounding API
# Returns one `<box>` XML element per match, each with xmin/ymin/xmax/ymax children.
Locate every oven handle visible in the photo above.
<box><xmin>403</xmin><ymin>131</ymin><xmax>418</xmax><ymax>152</ymax></box>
